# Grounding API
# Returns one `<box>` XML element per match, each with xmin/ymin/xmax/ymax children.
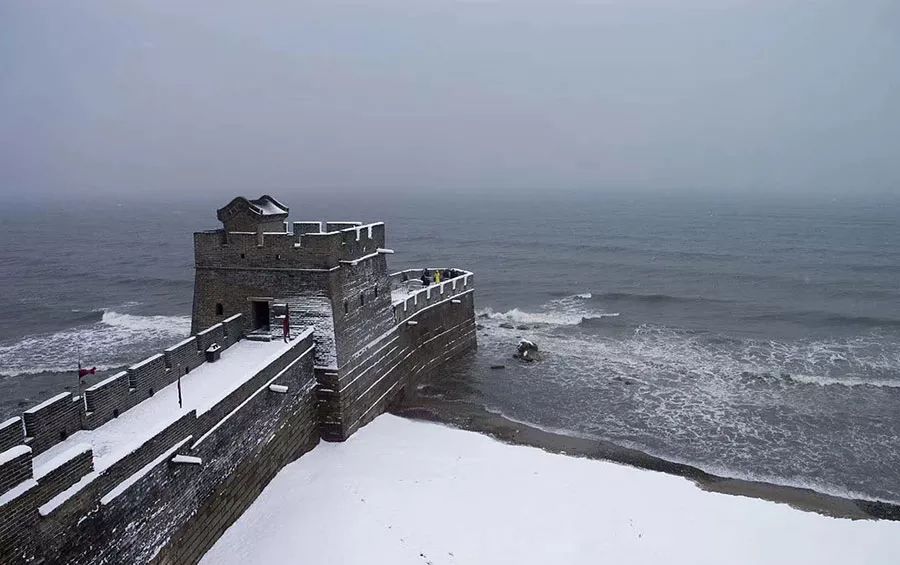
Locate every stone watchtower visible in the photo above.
<box><xmin>192</xmin><ymin>195</ymin><xmax>477</xmax><ymax>441</ymax></box>
<box><xmin>191</xmin><ymin>195</ymin><xmax>394</xmax><ymax>378</ymax></box>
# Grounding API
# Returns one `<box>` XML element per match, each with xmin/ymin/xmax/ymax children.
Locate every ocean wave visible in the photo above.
<box><xmin>477</xmin><ymin>302</ymin><xmax>900</xmax><ymax>390</ymax></box>
<box><xmin>478</xmin><ymin>304</ymin><xmax>620</xmax><ymax>327</ymax></box>
<box><xmin>483</xmin><ymin>404</ymin><xmax>892</xmax><ymax>503</ymax></box>
<box><xmin>742</xmin><ymin>310</ymin><xmax>900</xmax><ymax>330</ymax></box>
<box><xmin>478</xmin><ymin>307</ymin><xmax>587</xmax><ymax>326</ymax></box>
<box><xmin>591</xmin><ymin>291</ymin><xmax>728</xmax><ymax>305</ymax></box>
<box><xmin>0</xmin><ymin>310</ymin><xmax>191</xmax><ymax>377</ymax></box>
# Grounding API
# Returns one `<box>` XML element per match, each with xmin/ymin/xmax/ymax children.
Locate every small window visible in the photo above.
<box><xmin>374</xmin><ymin>285</ymin><xmax>379</xmax><ymax>297</ymax></box>
<box><xmin>215</xmin><ymin>303</ymin><xmax>224</xmax><ymax>316</ymax></box>
<box><xmin>185</xmin><ymin>367</ymin><xmax>190</xmax><ymax>375</ymax></box>
<box><xmin>59</xmin><ymin>430</ymin><xmax>67</xmax><ymax>441</ymax></box>
<box><xmin>113</xmin><ymin>409</ymin><xmax>120</xmax><ymax>418</ymax></box>
<box><xmin>343</xmin><ymin>300</ymin><xmax>349</xmax><ymax>314</ymax></box>
<box><xmin>360</xmin><ymin>293</ymin><xmax>365</xmax><ymax>307</ymax></box>
<box><xmin>240</xmin><ymin>253</ymin><xmax>245</xmax><ymax>259</ymax></box>
<box><xmin>276</xmin><ymin>254</ymin><xmax>282</xmax><ymax>260</ymax></box>
<box><xmin>149</xmin><ymin>388</ymin><xmax>155</xmax><ymax>397</ymax></box>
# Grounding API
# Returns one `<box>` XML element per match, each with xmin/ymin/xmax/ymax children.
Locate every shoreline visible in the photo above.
<box><xmin>391</xmin><ymin>397</ymin><xmax>900</xmax><ymax>521</ymax></box>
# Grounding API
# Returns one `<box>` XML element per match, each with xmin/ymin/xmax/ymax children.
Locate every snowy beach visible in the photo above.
<box><xmin>202</xmin><ymin>415</ymin><xmax>898</xmax><ymax>565</ymax></box>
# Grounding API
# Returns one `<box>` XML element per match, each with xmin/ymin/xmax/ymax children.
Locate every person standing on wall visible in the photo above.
<box><xmin>283</xmin><ymin>306</ymin><xmax>291</xmax><ymax>342</ymax></box>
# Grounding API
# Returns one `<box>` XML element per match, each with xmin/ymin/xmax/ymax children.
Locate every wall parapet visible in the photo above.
<box><xmin>194</xmin><ymin>222</ymin><xmax>386</xmax><ymax>271</ymax></box>
<box><xmin>11</xmin><ymin>329</ymin><xmax>320</xmax><ymax>564</ymax></box>
<box><xmin>12</xmin><ymin>315</ymin><xmax>246</xmax><ymax>489</ymax></box>
<box><xmin>0</xmin><ymin>418</ymin><xmax>24</xmax><ymax>453</ymax></box>
<box><xmin>389</xmin><ymin>269</ymin><xmax>474</xmax><ymax>325</ymax></box>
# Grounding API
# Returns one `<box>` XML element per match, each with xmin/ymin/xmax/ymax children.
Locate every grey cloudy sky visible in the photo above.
<box><xmin>1</xmin><ymin>0</ymin><xmax>898</xmax><ymax>198</ymax></box>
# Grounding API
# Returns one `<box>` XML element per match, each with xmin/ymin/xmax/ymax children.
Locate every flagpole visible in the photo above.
<box><xmin>76</xmin><ymin>344</ymin><xmax>82</xmax><ymax>401</ymax></box>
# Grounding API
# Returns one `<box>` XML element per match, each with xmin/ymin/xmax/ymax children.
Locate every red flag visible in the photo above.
<box><xmin>79</xmin><ymin>366</ymin><xmax>96</xmax><ymax>379</ymax></box>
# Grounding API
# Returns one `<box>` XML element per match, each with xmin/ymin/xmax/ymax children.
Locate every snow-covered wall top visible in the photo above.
<box><xmin>389</xmin><ymin>269</ymin><xmax>475</xmax><ymax>325</ymax></box>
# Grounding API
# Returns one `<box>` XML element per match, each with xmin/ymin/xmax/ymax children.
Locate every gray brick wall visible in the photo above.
<box><xmin>0</xmin><ymin>446</ymin><xmax>32</xmax><ymax>496</ymax></box>
<box><xmin>83</xmin><ymin>371</ymin><xmax>130</xmax><ymax>428</ymax></box>
<box><xmin>33</xmin><ymin>448</ymin><xmax>93</xmax><ymax>508</ymax></box>
<box><xmin>22</xmin><ymin>393</ymin><xmax>84</xmax><ymax>455</ymax></box>
<box><xmin>0</xmin><ymin>417</ymin><xmax>24</xmax><ymax>453</ymax></box>
<box><xmin>127</xmin><ymin>354</ymin><xmax>168</xmax><ymax>398</ymax></box>
<box><xmin>29</xmin><ymin>335</ymin><xmax>319</xmax><ymax>565</ymax></box>
<box><xmin>164</xmin><ymin>337</ymin><xmax>205</xmax><ymax>380</ymax></box>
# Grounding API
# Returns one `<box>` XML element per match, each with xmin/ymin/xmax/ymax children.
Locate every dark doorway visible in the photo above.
<box><xmin>251</xmin><ymin>300</ymin><xmax>270</xmax><ymax>330</ymax></box>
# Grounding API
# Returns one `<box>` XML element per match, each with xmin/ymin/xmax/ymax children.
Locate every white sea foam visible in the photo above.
<box><xmin>477</xmin><ymin>293</ymin><xmax>618</xmax><ymax>327</ymax></box>
<box><xmin>786</xmin><ymin>373</ymin><xmax>900</xmax><ymax>389</ymax></box>
<box><xmin>479</xmin><ymin>307</ymin><xmax>585</xmax><ymax>326</ymax></box>
<box><xmin>0</xmin><ymin>310</ymin><xmax>191</xmax><ymax>377</ymax></box>
<box><xmin>478</xmin><ymin>294</ymin><xmax>900</xmax><ymax>390</ymax></box>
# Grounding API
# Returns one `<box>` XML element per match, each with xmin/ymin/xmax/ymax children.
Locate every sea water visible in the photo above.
<box><xmin>1</xmin><ymin>191</ymin><xmax>898</xmax><ymax>502</ymax></box>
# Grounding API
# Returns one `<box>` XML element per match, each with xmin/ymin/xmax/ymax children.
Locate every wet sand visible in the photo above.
<box><xmin>391</xmin><ymin>396</ymin><xmax>900</xmax><ymax>521</ymax></box>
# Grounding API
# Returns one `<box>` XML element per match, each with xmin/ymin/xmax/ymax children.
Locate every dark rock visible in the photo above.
<box><xmin>490</xmin><ymin>365</ymin><xmax>506</xmax><ymax>370</ymax></box>
<box><xmin>513</xmin><ymin>339</ymin><xmax>541</xmax><ymax>363</ymax></box>
<box><xmin>499</xmin><ymin>322</ymin><xmax>515</xmax><ymax>329</ymax></box>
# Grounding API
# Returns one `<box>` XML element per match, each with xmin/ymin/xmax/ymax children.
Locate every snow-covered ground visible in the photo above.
<box><xmin>202</xmin><ymin>415</ymin><xmax>897</xmax><ymax>565</ymax></box>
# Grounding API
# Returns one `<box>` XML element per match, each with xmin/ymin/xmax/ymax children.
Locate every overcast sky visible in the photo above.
<box><xmin>1</xmin><ymin>0</ymin><xmax>898</xmax><ymax>199</ymax></box>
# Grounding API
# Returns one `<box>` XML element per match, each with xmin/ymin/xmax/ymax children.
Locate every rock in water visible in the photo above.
<box><xmin>513</xmin><ymin>339</ymin><xmax>541</xmax><ymax>363</ymax></box>
<box><xmin>499</xmin><ymin>322</ymin><xmax>515</xmax><ymax>329</ymax></box>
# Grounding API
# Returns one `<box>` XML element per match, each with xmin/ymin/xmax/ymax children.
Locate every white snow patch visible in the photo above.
<box><xmin>0</xmin><ymin>445</ymin><xmax>31</xmax><ymax>466</ymax></box>
<box><xmin>24</xmin><ymin>392</ymin><xmax>70</xmax><ymax>414</ymax></box>
<box><xmin>86</xmin><ymin>371</ymin><xmax>127</xmax><ymax>392</ymax></box>
<box><xmin>0</xmin><ymin>479</ymin><xmax>37</xmax><ymax>508</ymax></box>
<box><xmin>33</xmin><ymin>444</ymin><xmax>91</xmax><ymax>480</ymax></box>
<box><xmin>100</xmin><ymin>436</ymin><xmax>193</xmax><ymax>506</ymax></box>
<box><xmin>39</xmin><ymin>472</ymin><xmax>97</xmax><ymax>516</ymax></box>
<box><xmin>202</xmin><ymin>415</ymin><xmax>900</xmax><ymax>565</ymax></box>
<box><xmin>128</xmin><ymin>353</ymin><xmax>164</xmax><ymax>371</ymax></box>
<box><xmin>0</xmin><ymin>417</ymin><xmax>21</xmax><ymax>431</ymax></box>
<box><xmin>191</xmin><ymin>344</ymin><xmax>314</xmax><ymax>449</ymax></box>
<box><xmin>171</xmin><ymin>455</ymin><xmax>202</xmax><ymax>465</ymax></box>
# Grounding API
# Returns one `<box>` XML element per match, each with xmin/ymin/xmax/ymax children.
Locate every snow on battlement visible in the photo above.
<box><xmin>7</xmin><ymin>326</ymin><xmax>317</xmax><ymax>536</ymax></box>
<box><xmin>389</xmin><ymin>268</ymin><xmax>475</xmax><ymax>325</ymax></box>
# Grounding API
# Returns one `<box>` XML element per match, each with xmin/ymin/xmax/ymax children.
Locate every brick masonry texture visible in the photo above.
<box><xmin>0</xmin><ymin>200</ymin><xmax>476</xmax><ymax>564</ymax></box>
<box><xmin>0</xmin><ymin>448</ymin><xmax>32</xmax><ymax>497</ymax></box>
<box><xmin>0</xmin><ymin>419</ymin><xmax>24</xmax><ymax>454</ymax></box>
<box><xmin>23</xmin><ymin>394</ymin><xmax>84</xmax><ymax>455</ymax></box>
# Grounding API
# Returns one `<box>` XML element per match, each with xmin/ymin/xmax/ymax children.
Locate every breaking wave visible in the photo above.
<box><xmin>478</xmin><ymin>307</ymin><xmax>619</xmax><ymax>327</ymax></box>
<box><xmin>476</xmin><ymin>293</ymin><xmax>900</xmax><ymax>390</ymax></box>
<box><xmin>0</xmin><ymin>310</ymin><xmax>191</xmax><ymax>377</ymax></box>
<box><xmin>477</xmin><ymin>292</ymin><xmax>622</xmax><ymax>327</ymax></box>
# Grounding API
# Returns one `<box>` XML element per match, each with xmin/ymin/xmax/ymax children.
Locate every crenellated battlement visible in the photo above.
<box><xmin>0</xmin><ymin>315</ymin><xmax>250</xmax><ymax>530</ymax></box>
<box><xmin>194</xmin><ymin>221</ymin><xmax>387</xmax><ymax>272</ymax></box>
<box><xmin>389</xmin><ymin>269</ymin><xmax>474</xmax><ymax>325</ymax></box>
